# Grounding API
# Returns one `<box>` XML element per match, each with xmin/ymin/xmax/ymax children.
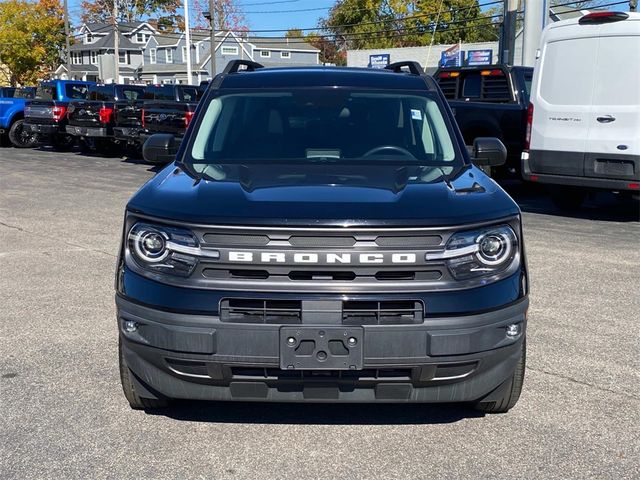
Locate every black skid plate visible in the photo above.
<box><xmin>280</xmin><ymin>327</ymin><xmax>364</xmax><ymax>370</ymax></box>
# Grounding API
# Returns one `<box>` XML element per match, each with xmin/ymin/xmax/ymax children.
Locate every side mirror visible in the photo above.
<box><xmin>143</xmin><ymin>134</ymin><xmax>178</xmax><ymax>164</ymax></box>
<box><xmin>472</xmin><ymin>137</ymin><xmax>507</xmax><ymax>167</ymax></box>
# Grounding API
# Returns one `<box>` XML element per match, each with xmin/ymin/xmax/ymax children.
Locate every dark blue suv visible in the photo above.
<box><xmin>116</xmin><ymin>61</ymin><xmax>529</xmax><ymax>413</ymax></box>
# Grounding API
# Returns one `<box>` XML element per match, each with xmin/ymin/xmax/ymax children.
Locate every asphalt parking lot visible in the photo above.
<box><xmin>1</xmin><ymin>147</ymin><xmax>639</xmax><ymax>479</ymax></box>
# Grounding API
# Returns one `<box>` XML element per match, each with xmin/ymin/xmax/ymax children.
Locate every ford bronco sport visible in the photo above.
<box><xmin>116</xmin><ymin>60</ymin><xmax>529</xmax><ymax>413</ymax></box>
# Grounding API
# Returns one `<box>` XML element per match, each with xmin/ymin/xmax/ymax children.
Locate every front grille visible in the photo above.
<box><xmin>231</xmin><ymin>367</ymin><xmax>413</xmax><ymax>381</ymax></box>
<box><xmin>342</xmin><ymin>300</ymin><xmax>423</xmax><ymax>325</ymax></box>
<box><xmin>220</xmin><ymin>299</ymin><xmax>423</xmax><ymax>325</ymax></box>
<box><xmin>220</xmin><ymin>299</ymin><xmax>303</xmax><ymax>324</ymax></box>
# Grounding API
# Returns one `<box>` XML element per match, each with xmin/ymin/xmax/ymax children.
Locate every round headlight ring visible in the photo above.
<box><xmin>476</xmin><ymin>231</ymin><xmax>513</xmax><ymax>266</ymax></box>
<box><xmin>132</xmin><ymin>228</ymin><xmax>169</xmax><ymax>263</ymax></box>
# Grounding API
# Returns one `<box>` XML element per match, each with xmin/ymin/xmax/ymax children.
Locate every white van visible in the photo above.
<box><xmin>522</xmin><ymin>11</ymin><xmax>640</xmax><ymax>208</ymax></box>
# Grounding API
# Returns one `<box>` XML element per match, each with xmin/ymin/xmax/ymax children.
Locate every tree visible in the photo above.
<box><xmin>0</xmin><ymin>0</ymin><xmax>66</xmax><ymax>85</ymax></box>
<box><xmin>80</xmin><ymin>0</ymin><xmax>181</xmax><ymax>24</ymax></box>
<box><xmin>320</xmin><ymin>0</ymin><xmax>500</xmax><ymax>51</ymax></box>
<box><xmin>285</xmin><ymin>28</ymin><xmax>346</xmax><ymax>65</ymax></box>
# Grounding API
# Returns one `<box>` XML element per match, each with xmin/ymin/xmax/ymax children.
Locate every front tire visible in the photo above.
<box><xmin>475</xmin><ymin>339</ymin><xmax>526</xmax><ymax>414</ymax></box>
<box><xmin>119</xmin><ymin>337</ymin><xmax>169</xmax><ymax>410</ymax></box>
<box><xmin>9</xmin><ymin>119</ymin><xmax>38</xmax><ymax>148</ymax></box>
<box><xmin>51</xmin><ymin>133</ymin><xmax>75</xmax><ymax>151</ymax></box>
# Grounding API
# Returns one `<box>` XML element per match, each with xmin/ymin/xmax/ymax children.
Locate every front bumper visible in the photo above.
<box><xmin>66</xmin><ymin>125</ymin><xmax>108</xmax><ymax>137</ymax></box>
<box><xmin>117</xmin><ymin>295</ymin><xmax>528</xmax><ymax>403</ymax></box>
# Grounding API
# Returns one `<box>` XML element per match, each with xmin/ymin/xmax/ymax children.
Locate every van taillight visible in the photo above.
<box><xmin>185</xmin><ymin>110</ymin><xmax>195</xmax><ymax>128</ymax></box>
<box><xmin>52</xmin><ymin>106</ymin><xmax>67</xmax><ymax>122</ymax></box>
<box><xmin>141</xmin><ymin>108</ymin><xmax>145</xmax><ymax>128</ymax></box>
<box><xmin>98</xmin><ymin>107</ymin><xmax>113</xmax><ymax>124</ymax></box>
<box><xmin>579</xmin><ymin>11</ymin><xmax>628</xmax><ymax>24</ymax></box>
<box><xmin>524</xmin><ymin>103</ymin><xmax>534</xmax><ymax>151</ymax></box>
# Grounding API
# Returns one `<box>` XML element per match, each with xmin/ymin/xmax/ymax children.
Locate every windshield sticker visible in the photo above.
<box><xmin>411</xmin><ymin>109</ymin><xmax>423</xmax><ymax>121</ymax></box>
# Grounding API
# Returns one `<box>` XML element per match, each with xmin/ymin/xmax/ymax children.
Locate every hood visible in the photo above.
<box><xmin>127</xmin><ymin>163</ymin><xmax>520</xmax><ymax>227</ymax></box>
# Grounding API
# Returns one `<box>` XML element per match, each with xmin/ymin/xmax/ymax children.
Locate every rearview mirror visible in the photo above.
<box><xmin>143</xmin><ymin>134</ymin><xmax>178</xmax><ymax>164</ymax></box>
<box><xmin>472</xmin><ymin>137</ymin><xmax>507</xmax><ymax>167</ymax></box>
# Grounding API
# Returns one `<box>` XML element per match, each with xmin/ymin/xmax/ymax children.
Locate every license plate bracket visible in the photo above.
<box><xmin>280</xmin><ymin>327</ymin><xmax>364</xmax><ymax>370</ymax></box>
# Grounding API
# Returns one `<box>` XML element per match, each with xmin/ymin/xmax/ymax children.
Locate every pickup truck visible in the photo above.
<box><xmin>66</xmin><ymin>83</ymin><xmax>145</xmax><ymax>155</ymax></box>
<box><xmin>24</xmin><ymin>80</ymin><xmax>93</xmax><ymax>150</ymax></box>
<box><xmin>434</xmin><ymin>65</ymin><xmax>533</xmax><ymax>177</ymax></box>
<box><xmin>0</xmin><ymin>86</ymin><xmax>37</xmax><ymax>148</ymax></box>
<box><xmin>140</xmin><ymin>84</ymin><xmax>199</xmax><ymax>154</ymax></box>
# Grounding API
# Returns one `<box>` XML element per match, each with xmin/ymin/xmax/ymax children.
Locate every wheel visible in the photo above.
<box><xmin>8</xmin><ymin>119</ymin><xmax>38</xmax><ymax>148</ymax></box>
<box><xmin>549</xmin><ymin>186</ymin><xmax>586</xmax><ymax>210</ymax></box>
<box><xmin>51</xmin><ymin>133</ymin><xmax>75</xmax><ymax>151</ymax></box>
<box><xmin>119</xmin><ymin>337</ymin><xmax>169</xmax><ymax>410</ymax></box>
<box><xmin>475</xmin><ymin>339</ymin><xmax>526</xmax><ymax>414</ymax></box>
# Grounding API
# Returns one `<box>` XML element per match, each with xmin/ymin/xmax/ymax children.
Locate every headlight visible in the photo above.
<box><xmin>127</xmin><ymin>222</ymin><xmax>219</xmax><ymax>277</ymax></box>
<box><xmin>426</xmin><ymin>225</ymin><xmax>519</xmax><ymax>280</ymax></box>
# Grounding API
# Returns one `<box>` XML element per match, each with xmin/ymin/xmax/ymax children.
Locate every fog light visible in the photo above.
<box><xmin>124</xmin><ymin>320</ymin><xmax>138</xmax><ymax>333</ymax></box>
<box><xmin>506</xmin><ymin>323</ymin><xmax>521</xmax><ymax>338</ymax></box>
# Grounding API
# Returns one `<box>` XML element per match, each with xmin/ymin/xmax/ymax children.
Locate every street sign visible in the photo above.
<box><xmin>466</xmin><ymin>49</ymin><xmax>493</xmax><ymax>66</ymax></box>
<box><xmin>369</xmin><ymin>54</ymin><xmax>390</xmax><ymax>69</ymax></box>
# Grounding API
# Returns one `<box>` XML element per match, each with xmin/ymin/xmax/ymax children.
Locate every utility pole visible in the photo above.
<box><xmin>209</xmin><ymin>0</ymin><xmax>216</xmax><ymax>77</ymax></box>
<box><xmin>113</xmin><ymin>1</ymin><xmax>120</xmax><ymax>83</ymax></box>
<box><xmin>522</xmin><ymin>0</ymin><xmax>547</xmax><ymax>66</ymax></box>
<box><xmin>63</xmin><ymin>0</ymin><xmax>71</xmax><ymax>79</ymax></box>
<box><xmin>500</xmin><ymin>0</ymin><xmax>518</xmax><ymax>65</ymax></box>
<box><xmin>184</xmin><ymin>0</ymin><xmax>193</xmax><ymax>84</ymax></box>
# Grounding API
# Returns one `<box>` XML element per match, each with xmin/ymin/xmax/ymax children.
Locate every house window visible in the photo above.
<box><xmin>221</xmin><ymin>46</ymin><xmax>238</xmax><ymax>56</ymax></box>
<box><xmin>260</xmin><ymin>50</ymin><xmax>271</xmax><ymax>58</ymax></box>
<box><xmin>85</xmin><ymin>33</ymin><xmax>93</xmax><ymax>44</ymax></box>
<box><xmin>136</xmin><ymin>32</ymin><xmax>144</xmax><ymax>43</ymax></box>
<box><xmin>119</xmin><ymin>51</ymin><xmax>128</xmax><ymax>64</ymax></box>
<box><xmin>281</xmin><ymin>51</ymin><xmax>291</xmax><ymax>59</ymax></box>
<box><xmin>166</xmin><ymin>49</ymin><xmax>173</xmax><ymax>63</ymax></box>
<box><xmin>150</xmin><ymin>48</ymin><xmax>157</xmax><ymax>64</ymax></box>
<box><xmin>90</xmin><ymin>51</ymin><xmax>98</xmax><ymax>65</ymax></box>
<box><xmin>182</xmin><ymin>46</ymin><xmax>188</xmax><ymax>61</ymax></box>
<box><xmin>71</xmin><ymin>52</ymin><xmax>82</xmax><ymax>65</ymax></box>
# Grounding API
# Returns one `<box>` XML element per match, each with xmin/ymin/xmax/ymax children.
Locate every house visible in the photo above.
<box><xmin>138</xmin><ymin>31</ymin><xmax>321</xmax><ymax>85</ymax></box>
<box><xmin>54</xmin><ymin>21</ymin><xmax>157</xmax><ymax>83</ymax></box>
<box><xmin>55</xmin><ymin>23</ymin><xmax>320</xmax><ymax>85</ymax></box>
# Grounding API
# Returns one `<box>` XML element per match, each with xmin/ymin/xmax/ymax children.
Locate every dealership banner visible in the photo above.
<box><xmin>466</xmin><ymin>49</ymin><xmax>493</xmax><ymax>66</ymax></box>
<box><xmin>369</xmin><ymin>54</ymin><xmax>390</xmax><ymax>69</ymax></box>
<box><xmin>440</xmin><ymin>43</ymin><xmax>463</xmax><ymax>67</ymax></box>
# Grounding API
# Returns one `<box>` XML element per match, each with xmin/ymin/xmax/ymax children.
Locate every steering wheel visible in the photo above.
<box><xmin>362</xmin><ymin>145</ymin><xmax>416</xmax><ymax>159</ymax></box>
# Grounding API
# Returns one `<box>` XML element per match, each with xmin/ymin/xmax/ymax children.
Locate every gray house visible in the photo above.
<box><xmin>55</xmin><ymin>21</ymin><xmax>157</xmax><ymax>83</ymax></box>
<box><xmin>139</xmin><ymin>30</ymin><xmax>321</xmax><ymax>85</ymax></box>
<box><xmin>56</xmin><ymin>25</ymin><xmax>320</xmax><ymax>85</ymax></box>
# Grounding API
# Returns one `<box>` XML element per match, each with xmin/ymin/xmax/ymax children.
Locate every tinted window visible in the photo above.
<box><xmin>118</xmin><ymin>86</ymin><xmax>144</xmax><ymax>101</ymax></box>
<box><xmin>88</xmin><ymin>85</ymin><xmax>114</xmax><ymax>101</ymax></box>
<box><xmin>65</xmin><ymin>84</ymin><xmax>89</xmax><ymax>99</ymax></box>
<box><xmin>2</xmin><ymin>88</ymin><xmax>17</xmax><ymax>98</ymax></box>
<box><xmin>144</xmin><ymin>85</ymin><xmax>174</xmax><ymax>101</ymax></box>
<box><xmin>36</xmin><ymin>84</ymin><xmax>56</xmax><ymax>100</ymax></box>
<box><xmin>14</xmin><ymin>87</ymin><xmax>35</xmax><ymax>99</ymax></box>
<box><xmin>190</xmin><ymin>90</ymin><xmax>458</xmax><ymax>168</ymax></box>
<box><xmin>462</xmin><ymin>74</ymin><xmax>481</xmax><ymax>98</ymax></box>
<box><xmin>179</xmin><ymin>87</ymin><xmax>198</xmax><ymax>102</ymax></box>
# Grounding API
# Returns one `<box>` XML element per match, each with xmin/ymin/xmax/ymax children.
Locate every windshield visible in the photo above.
<box><xmin>187</xmin><ymin>89</ymin><xmax>460</xmax><ymax>171</ymax></box>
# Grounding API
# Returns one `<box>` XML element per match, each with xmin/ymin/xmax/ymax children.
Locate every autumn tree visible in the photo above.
<box><xmin>80</xmin><ymin>0</ymin><xmax>181</xmax><ymax>24</ymax></box>
<box><xmin>285</xmin><ymin>28</ymin><xmax>346</xmax><ymax>66</ymax></box>
<box><xmin>320</xmin><ymin>0</ymin><xmax>500</xmax><ymax>51</ymax></box>
<box><xmin>0</xmin><ymin>0</ymin><xmax>66</xmax><ymax>85</ymax></box>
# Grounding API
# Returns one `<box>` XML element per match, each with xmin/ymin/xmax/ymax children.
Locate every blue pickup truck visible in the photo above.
<box><xmin>24</xmin><ymin>80</ymin><xmax>93</xmax><ymax>150</ymax></box>
<box><xmin>0</xmin><ymin>86</ymin><xmax>37</xmax><ymax>148</ymax></box>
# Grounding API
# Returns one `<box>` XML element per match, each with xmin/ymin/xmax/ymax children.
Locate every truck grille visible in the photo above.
<box><xmin>219</xmin><ymin>299</ymin><xmax>423</xmax><ymax>325</ymax></box>
<box><xmin>185</xmin><ymin>224</ymin><xmax>454</xmax><ymax>293</ymax></box>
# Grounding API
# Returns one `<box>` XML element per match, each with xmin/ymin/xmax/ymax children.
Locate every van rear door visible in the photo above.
<box><xmin>530</xmin><ymin>35</ymin><xmax>597</xmax><ymax>176</ymax></box>
<box><xmin>583</xmin><ymin>20</ymin><xmax>640</xmax><ymax>182</ymax></box>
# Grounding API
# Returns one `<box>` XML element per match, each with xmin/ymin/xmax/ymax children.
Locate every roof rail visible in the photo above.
<box><xmin>384</xmin><ymin>61</ymin><xmax>424</xmax><ymax>75</ymax></box>
<box><xmin>223</xmin><ymin>60</ymin><xmax>264</xmax><ymax>74</ymax></box>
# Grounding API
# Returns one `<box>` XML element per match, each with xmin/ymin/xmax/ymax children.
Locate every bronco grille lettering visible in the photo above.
<box><xmin>227</xmin><ymin>252</ymin><xmax>418</xmax><ymax>264</ymax></box>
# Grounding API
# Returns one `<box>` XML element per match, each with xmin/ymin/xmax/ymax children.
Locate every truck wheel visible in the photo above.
<box><xmin>119</xmin><ymin>337</ymin><xmax>169</xmax><ymax>410</ymax></box>
<box><xmin>549</xmin><ymin>186</ymin><xmax>586</xmax><ymax>210</ymax></box>
<box><xmin>95</xmin><ymin>138</ymin><xmax>121</xmax><ymax>157</ymax></box>
<box><xmin>8</xmin><ymin>119</ymin><xmax>38</xmax><ymax>148</ymax></box>
<box><xmin>475</xmin><ymin>339</ymin><xmax>526</xmax><ymax>414</ymax></box>
<box><xmin>51</xmin><ymin>133</ymin><xmax>75</xmax><ymax>151</ymax></box>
